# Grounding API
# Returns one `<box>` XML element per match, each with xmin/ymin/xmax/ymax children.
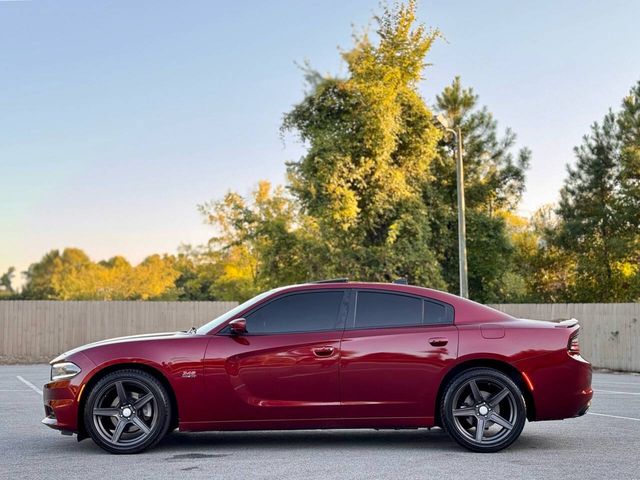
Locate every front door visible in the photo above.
<box><xmin>203</xmin><ymin>289</ymin><xmax>349</xmax><ymax>424</ymax></box>
<box><xmin>340</xmin><ymin>290</ymin><xmax>458</xmax><ymax>422</ymax></box>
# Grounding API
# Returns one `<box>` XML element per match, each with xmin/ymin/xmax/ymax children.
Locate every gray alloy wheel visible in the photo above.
<box><xmin>84</xmin><ymin>369</ymin><xmax>171</xmax><ymax>454</ymax></box>
<box><xmin>441</xmin><ymin>368</ymin><xmax>526</xmax><ymax>452</ymax></box>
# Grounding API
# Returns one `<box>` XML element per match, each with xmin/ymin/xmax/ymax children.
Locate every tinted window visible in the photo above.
<box><xmin>354</xmin><ymin>291</ymin><xmax>422</xmax><ymax>328</ymax></box>
<box><xmin>424</xmin><ymin>300</ymin><xmax>450</xmax><ymax>325</ymax></box>
<box><xmin>245</xmin><ymin>291</ymin><xmax>345</xmax><ymax>334</ymax></box>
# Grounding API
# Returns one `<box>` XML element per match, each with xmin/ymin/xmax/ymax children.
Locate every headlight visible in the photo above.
<box><xmin>50</xmin><ymin>362</ymin><xmax>81</xmax><ymax>381</ymax></box>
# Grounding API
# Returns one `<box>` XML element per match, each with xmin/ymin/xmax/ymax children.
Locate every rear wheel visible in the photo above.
<box><xmin>440</xmin><ymin>368</ymin><xmax>526</xmax><ymax>452</ymax></box>
<box><xmin>84</xmin><ymin>369</ymin><xmax>171</xmax><ymax>454</ymax></box>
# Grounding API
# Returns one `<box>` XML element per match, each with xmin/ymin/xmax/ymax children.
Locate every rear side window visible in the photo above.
<box><xmin>245</xmin><ymin>291</ymin><xmax>345</xmax><ymax>334</ymax></box>
<box><xmin>354</xmin><ymin>291</ymin><xmax>422</xmax><ymax>328</ymax></box>
<box><xmin>353</xmin><ymin>291</ymin><xmax>454</xmax><ymax>329</ymax></box>
<box><xmin>424</xmin><ymin>300</ymin><xmax>450</xmax><ymax>325</ymax></box>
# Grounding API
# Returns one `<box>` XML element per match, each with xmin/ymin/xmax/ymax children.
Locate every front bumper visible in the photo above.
<box><xmin>42</xmin><ymin>352</ymin><xmax>95</xmax><ymax>433</ymax></box>
<box><xmin>42</xmin><ymin>378</ymin><xmax>80</xmax><ymax>432</ymax></box>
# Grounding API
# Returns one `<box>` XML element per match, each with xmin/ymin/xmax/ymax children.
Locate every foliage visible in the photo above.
<box><xmin>433</xmin><ymin>77</ymin><xmax>530</xmax><ymax>213</ymax></box>
<box><xmin>198</xmin><ymin>181</ymin><xmax>319</xmax><ymax>301</ymax></box>
<box><xmin>163</xmin><ymin>247</ymin><xmax>221</xmax><ymax>301</ymax></box>
<box><xmin>0</xmin><ymin>267</ymin><xmax>17</xmax><ymax>298</ymax></box>
<box><xmin>550</xmin><ymin>81</ymin><xmax>640</xmax><ymax>301</ymax></box>
<box><xmin>282</xmin><ymin>0</ymin><xmax>446</xmax><ymax>288</ymax></box>
<box><xmin>508</xmin><ymin>206</ymin><xmax>578</xmax><ymax>302</ymax></box>
<box><xmin>21</xmin><ymin>251</ymin><xmax>60</xmax><ymax>300</ymax></box>
<box><xmin>427</xmin><ymin>77</ymin><xmax>530</xmax><ymax>302</ymax></box>
<box><xmin>21</xmin><ymin>248</ymin><xmax>180</xmax><ymax>300</ymax></box>
<box><xmin>505</xmin><ymin>80</ymin><xmax>640</xmax><ymax>303</ymax></box>
<box><xmin>7</xmin><ymin>3</ymin><xmax>639</xmax><ymax>304</ymax></box>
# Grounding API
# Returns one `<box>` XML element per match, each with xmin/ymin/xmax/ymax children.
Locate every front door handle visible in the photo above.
<box><xmin>429</xmin><ymin>337</ymin><xmax>448</xmax><ymax>347</ymax></box>
<box><xmin>312</xmin><ymin>346</ymin><xmax>335</xmax><ymax>357</ymax></box>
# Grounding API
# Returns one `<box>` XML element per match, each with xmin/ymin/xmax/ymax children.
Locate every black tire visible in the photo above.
<box><xmin>440</xmin><ymin>368</ymin><xmax>526</xmax><ymax>453</ymax></box>
<box><xmin>83</xmin><ymin>369</ymin><xmax>172</xmax><ymax>454</ymax></box>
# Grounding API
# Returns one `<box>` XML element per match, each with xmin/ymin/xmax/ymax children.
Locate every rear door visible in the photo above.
<box><xmin>340</xmin><ymin>290</ymin><xmax>458</xmax><ymax>420</ymax></box>
<box><xmin>204</xmin><ymin>289</ymin><xmax>349</xmax><ymax>423</ymax></box>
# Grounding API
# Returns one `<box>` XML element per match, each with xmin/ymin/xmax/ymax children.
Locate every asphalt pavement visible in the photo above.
<box><xmin>1</xmin><ymin>364</ymin><xmax>639</xmax><ymax>479</ymax></box>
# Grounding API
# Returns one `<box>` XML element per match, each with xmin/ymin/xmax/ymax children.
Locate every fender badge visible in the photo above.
<box><xmin>182</xmin><ymin>370</ymin><xmax>197</xmax><ymax>378</ymax></box>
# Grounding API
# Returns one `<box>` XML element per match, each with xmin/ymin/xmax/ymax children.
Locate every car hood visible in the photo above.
<box><xmin>50</xmin><ymin>331</ymin><xmax>186</xmax><ymax>364</ymax></box>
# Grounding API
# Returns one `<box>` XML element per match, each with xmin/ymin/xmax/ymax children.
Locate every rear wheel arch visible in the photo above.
<box><xmin>77</xmin><ymin>362</ymin><xmax>179</xmax><ymax>440</ymax></box>
<box><xmin>435</xmin><ymin>358</ymin><xmax>536</xmax><ymax>425</ymax></box>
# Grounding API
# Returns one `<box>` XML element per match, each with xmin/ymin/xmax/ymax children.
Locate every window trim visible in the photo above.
<box><xmin>347</xmin><ymin>289</ymin><xmax>454</xmax><ymax>331</ymax></box>
<box><xmin>219</xmin><ymin>289</ymin><xmax>349</xmax><ymax>336</ymax></box>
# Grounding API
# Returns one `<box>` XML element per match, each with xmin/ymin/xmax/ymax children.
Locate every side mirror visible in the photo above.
<box><xmin>228</xmin><ymin>318</ymin><xmax>247</xmax><ymax>335</ymax></box>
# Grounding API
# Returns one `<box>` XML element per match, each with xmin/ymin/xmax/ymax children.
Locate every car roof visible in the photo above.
<box><xmin>280</xmin><ymin>281</ymin><xmax>461</xmax><ymax>303</ymax></box>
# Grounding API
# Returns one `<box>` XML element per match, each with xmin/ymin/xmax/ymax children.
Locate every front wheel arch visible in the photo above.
<box><xmin>77</xmin><ymin>363</ymin><xmax>179</xmax><ymax>440</ymax></box>
<box><xmin>435</xmin><ymin>359</ymin><xmax>536</xmax><ymax>426</ymax></box>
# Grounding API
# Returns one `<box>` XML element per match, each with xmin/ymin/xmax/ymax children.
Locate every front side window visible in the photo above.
<box><xmin>197</xmin><ymin>287</ymin><xmax>285</xmax><ymax>334</ymax></box>
<box><xmin>245</xmin><ymin>291</ymin><xmax>345</xmax><ymax>334</ymax></box>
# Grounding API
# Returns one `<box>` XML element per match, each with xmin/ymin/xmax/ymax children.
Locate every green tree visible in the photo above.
<box><xmin>0</xmin><ymin>266</ymin><xmax>16</xmax><ymax>298</ymax></box>
<box><xmin>21</xmin><ymin>248</ymin><xmax>180</xmax><ymax>300</ymax></box>
<box><xmin>509</xmin><ymin>206</ymin><xmax>578</xmax><ymax>302</ymax></box>
<box><xmin>22</xmin><ymin>250</ymin><xmax>63</xmax><ymax>299</ymax></box>
<box><xmin>163</xmin><ymin>248</ymin><xmax>221</xmax><ymax>301</ymax></box>
<box><xmin>554</xmin><ymin>81</ymin><xmax>640</xmax><ymax>301</ymax></box>
<box><xmin>0</xmin><ymin>266</ymin><xmax>15</xmax><ymax>292</ymax></box>
<box><xmin>428</xmin><ymin>77</ymin><xmax>530</xmax><ymax>302</ymax></box>
<box><xmin>282</xmin><ymin>0</ymin><xmax>445</xmax><ymax>287</ymax></box>
<box><xmin>617</xmin><ymin>81</ymin><xmax>640</xmax><ymax>262</ymax></box>
<box><xmin>199</xmin><ymin>181</ymin><xmax>318</xmax><ymax>301</ymax></box>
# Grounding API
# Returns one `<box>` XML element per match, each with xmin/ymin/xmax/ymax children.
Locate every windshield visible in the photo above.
<box><xmin>196</xmin><ymin>288</ymin><xmax>282</xmax><ymax>334</ymax></box>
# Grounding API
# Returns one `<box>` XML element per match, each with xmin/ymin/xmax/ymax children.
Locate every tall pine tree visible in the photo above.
<box><xmin>427</xmin><ymin>77</ymin><xmax>530</xmax><ymax>302</ymax></box>
<box><xmin>554</xmin><ymin>81</ymin><xmax>640</xmax><ymax>301</ymax></box>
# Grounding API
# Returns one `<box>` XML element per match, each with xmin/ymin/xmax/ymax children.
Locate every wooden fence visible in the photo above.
<box><xmin>490</xmin><ymin>303</ymin><xmax>640</xmax><ymax>372</ymax></box>
<box><xmin>1</xmin><ymin>301</ymin><xmax>638</xmax><ymax>371</ymax></box>
<box><xmin>0</xmin><ymin>301</ymin><xmax>237</xmax><ymax>363</ymax></box>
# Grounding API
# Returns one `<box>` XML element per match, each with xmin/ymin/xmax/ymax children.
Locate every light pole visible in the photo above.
<box><xmin>436</xmin><ymin>114</ymin><xmax>469</xmax><ymax>298</ymax></box>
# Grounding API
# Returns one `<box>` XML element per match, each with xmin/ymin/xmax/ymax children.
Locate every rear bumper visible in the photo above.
<box><xmin>516</xmin><ymin>350</ymin><xmax>592</xmax><ymax>421</ymax></box>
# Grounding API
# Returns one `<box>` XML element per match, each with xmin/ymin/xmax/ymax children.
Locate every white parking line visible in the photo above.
<box><xmin>16</xmin><ymin>376</ymin><xmax>43</xmax><ymax>395</ymax></box>
<box><xmin>595</xmin><ymin>389</ymin><xmax>640</xmax><ymax>396</ymax></box>
<box><xmin>593</xmin><ymin>380</ymin><xmax>640</xmax><ymax>386</ymax></box>
<box><xmin>588</xmin><ymin>412</ymin><xmax>640</xmax><ymax>422</ymax></box>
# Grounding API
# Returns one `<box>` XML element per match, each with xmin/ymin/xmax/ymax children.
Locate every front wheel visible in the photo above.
<box><xmin>83</xmin><ymin>369</ymin><xmax>172</xmax><ymax>454</ymax></box>
<box><xmin>440</xmin><ymin>368</ymin><xmax>526</xmax><ymax>452</ymax></box>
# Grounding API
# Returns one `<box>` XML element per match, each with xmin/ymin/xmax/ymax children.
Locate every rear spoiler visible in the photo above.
<box><xmin>553</xmin><ymin>318</ymin><xmax>579</xmax><ymax>328</ymax></box>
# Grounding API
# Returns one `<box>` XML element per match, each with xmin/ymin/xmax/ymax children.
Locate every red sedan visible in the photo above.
<box><xmin>43</xmin><ymin>280</ymin><xmax>592</xmax><ymax>454</ymax></box>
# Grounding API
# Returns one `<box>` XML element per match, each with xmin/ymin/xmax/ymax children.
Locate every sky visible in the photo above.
<box><xmin>1</xmin><ymin>0</ymin><xmax>639</xmax><ymax>285</ymax></box>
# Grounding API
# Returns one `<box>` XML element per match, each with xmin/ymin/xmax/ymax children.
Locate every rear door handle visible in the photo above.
<box><xmin>429</xmin><ymin>337</ymin><xmax>448</xmax><ymax>347</ymax></box>
<box><xmin>312</xmin><ymin>346</ymin><xmax>335</xmax><ymax>357</ymax></box>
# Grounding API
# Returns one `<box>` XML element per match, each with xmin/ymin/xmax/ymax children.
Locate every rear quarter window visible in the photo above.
<box><xmin>424</xmin><ymin>300</ymin><xmax>454</xmax><ymax>325</ymax></box>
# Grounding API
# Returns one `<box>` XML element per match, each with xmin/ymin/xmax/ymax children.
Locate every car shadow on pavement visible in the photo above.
<box><xmin>39</xmin><ymin>426</ymin><xmax>571</xmax><ymax>456</ymax></box>
<box><xmin>149</xmin><ymin>428</ymin><xmax>567</xmax><ymax>454</ymax></box>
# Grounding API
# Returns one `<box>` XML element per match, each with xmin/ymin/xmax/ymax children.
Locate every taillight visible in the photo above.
<box><xmin>568</xmin><ymin>331</ymin><xmax>580</xmax><ymax>355</ymax></box>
